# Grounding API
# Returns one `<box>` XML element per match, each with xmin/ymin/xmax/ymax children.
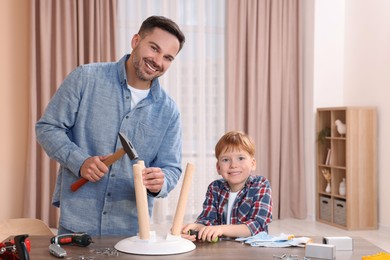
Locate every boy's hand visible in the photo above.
<box><xmin>181</xmin><ymin>231</ymin><xmax>197</xmax><ymax>242</ymax></box>
<box><xmin>196</xmin><ymin>226</ymin><xmax>222</xmax><ymax>242</ymax></box>
<box><xmin>181</xmin><ymin>224</ymin><xmax>220</xmax><ymax>242</ymax></box>
<box><xmin>181</xmin><ymin>224</ymin><xmax>204</xmax><ymax>241</ymax></box>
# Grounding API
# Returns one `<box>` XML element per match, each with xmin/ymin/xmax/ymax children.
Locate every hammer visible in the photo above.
<box><xmin>70</xmin><ymin>132</ymin><xmax>139</xmax><ymax>192</ymax></box>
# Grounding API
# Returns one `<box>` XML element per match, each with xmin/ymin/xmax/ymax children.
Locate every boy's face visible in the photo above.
<box><xmin>130</xmin><ymin>28</ymin><xmax>180</xmax><ymax>82</ymax></box>
<box><xmin>216</xmin><ymin>149</ymin><xmax>256</xmax><ymax>192</ymax></box>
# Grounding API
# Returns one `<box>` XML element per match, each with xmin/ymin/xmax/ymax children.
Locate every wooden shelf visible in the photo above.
<box><xmin>316</xmin><ymin>107</ymin><xmax>377</xmax><ymax>230</ymax></box>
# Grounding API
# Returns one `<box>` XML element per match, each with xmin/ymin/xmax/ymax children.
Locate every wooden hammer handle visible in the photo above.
<box><xmin>70</xmin><ymin>148</ymin><xmax>126</xmax><ymax>192</ymax></box>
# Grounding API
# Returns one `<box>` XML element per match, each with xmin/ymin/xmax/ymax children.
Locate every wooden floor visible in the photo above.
<box><xmin>268</xmin><ymin>218</ymin><xmax>390</xmax><ymax>253</ymax></box>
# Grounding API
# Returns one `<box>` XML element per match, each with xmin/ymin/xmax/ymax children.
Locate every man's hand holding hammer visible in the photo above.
<box><xmin>80</xmin><ymin>155</ymin><xmax>110</xmax><ymax>182</ymax></box>
<box><xmin>71</xmin><ymin>132</ymin><xmax>139</xmax><ymax>192</ymax></box>
<box><xmin>74</xmin><ymin>132</ymin><xmax>165</xmax><ymax>194</ymax></box>
<box><xmin>80</xmin><ymin>157</ymin><xmax>165</xmax><ymax>194</ymax></box>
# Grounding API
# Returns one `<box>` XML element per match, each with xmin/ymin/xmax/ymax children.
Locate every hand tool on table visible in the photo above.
<box><xmin>70</xmin><ymin>132</ymin><xmax>139</xmax><ymax>192</ymax></box>
<box><xmin>48</xmin><ymin>244</ymin><xmax>67</xmax><ymax>258</ymax></box>
<box><xmin>0</xmin><ymin>234</ymin><xmax>31</xmax><ymax>260</ymax></box>
<box><xmin>50</xmin><ymin>232</ymin><xmax>93</xmax><ymax>247</ymax></box>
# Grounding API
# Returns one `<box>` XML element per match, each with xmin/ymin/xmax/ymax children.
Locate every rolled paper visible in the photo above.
<box><xmin>171</xmin><ymin>163</ymin><xmax>195</xmax><ymax>236</ymax></box>
<box><xmin>133</xmin><ymin>163</ymin><xmax>150</xmax><ymax>240</ymax></box>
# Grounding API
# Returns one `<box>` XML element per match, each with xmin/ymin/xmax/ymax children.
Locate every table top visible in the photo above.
<box><xmin>5</xmin><ymin>235</ymin><xmax>386</xmax><ymax>259</ymax></box>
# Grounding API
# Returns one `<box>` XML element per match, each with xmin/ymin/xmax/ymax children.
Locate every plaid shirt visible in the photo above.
<box><xmin>195</xmin><ymin>175</ymin><xmax>272</xmax><ymax>235</ymax></box>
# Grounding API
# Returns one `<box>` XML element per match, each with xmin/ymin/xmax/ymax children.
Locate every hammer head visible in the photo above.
<box><xmin>119</xmin><ymin>132</ymin><xmax>139</xmax><ymax>160</ymax></box>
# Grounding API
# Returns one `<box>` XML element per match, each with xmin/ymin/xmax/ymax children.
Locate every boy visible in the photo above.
<box><xmin>181</xmin><ymin>131</ymin><xmax>272</xmax><ymax>242</ymax></box>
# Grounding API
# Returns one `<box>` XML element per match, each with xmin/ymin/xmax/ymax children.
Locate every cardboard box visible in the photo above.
<box><xmin>323</xmin><ymin>236</ymin><xmax>353</xmax><ymax>251</ymax></box>
<box><xmin>305</xmin><ymin>243</ymin><xmax>336</xmax><ymax>259</ymax></box>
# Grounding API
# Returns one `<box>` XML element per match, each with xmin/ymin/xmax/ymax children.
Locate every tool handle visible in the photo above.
<box><xmin>101</xmin><ymin>148</ymin><xmax>125</xmax><ymax>167</ymax></box>
<box><xmin>51</xmin><ymin>233</ymin><xmax>92</xmax><ymax>247</ymax></box>
<box><xmin>70</xmin><ymin>148</ymin><xmax>126</xmax><ymax>192</ymax></box>
<box><xmin>70</xmin><ymin>178</ymin><xmax>88</xmax><ymax>192</ymax></box>
<box><xmin>14</xmin><ymin>234</ymin><xmax>30</xmax><ymax>260</ymax></box>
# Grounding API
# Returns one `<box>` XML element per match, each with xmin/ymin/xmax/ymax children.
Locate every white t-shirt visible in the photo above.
<box><xmin>128</xmin><ymin>85</ymin><xmax>150</xmax><ymax>109</ymax></box>
<box><xmin>226</xmin><ymin>191</ymin><xmax>238</xmax><ymax>224</ymax></box>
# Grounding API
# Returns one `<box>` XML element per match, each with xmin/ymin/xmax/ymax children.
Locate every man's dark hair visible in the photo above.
<box><xmin>138</xmin><ymin>16</ymin><xmax>186</xmax><ymax>52</ymax></box>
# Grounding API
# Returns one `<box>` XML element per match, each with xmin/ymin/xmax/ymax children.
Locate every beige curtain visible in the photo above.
<box><xmin>25</xmin><ymin>0</ymin><xmax>117</xmax><ymax>228</ymax></box>
<box><xmin>226</xmin><ymin>0</ymin><xmax>306</xmax><ymax>219</ymax></box>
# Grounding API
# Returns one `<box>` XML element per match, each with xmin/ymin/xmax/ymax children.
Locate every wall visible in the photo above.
<box><xmin>0</xmin><ymin>0</ymin><xmax>29</xmax><ymax>221</ymax></box>
<box><xmin>343</xmin><ymin>0</ymin><xmax>390</xmax><ymax>229</ymax></box>
<box><xmin>303</xmin><ymin>0</ymin><xmax>346</xmax><ymax>222</ymax></box>
<box><xmin>305</xmin><ymin>0</ymin><xmax>390</xmax><ymax>229</ymax></box>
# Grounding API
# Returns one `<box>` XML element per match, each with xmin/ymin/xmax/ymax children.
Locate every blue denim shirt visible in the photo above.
<box><xmin>36</xmin><ymin>54</ymin><xmax>182</xmax><ymax>236</ymax></box>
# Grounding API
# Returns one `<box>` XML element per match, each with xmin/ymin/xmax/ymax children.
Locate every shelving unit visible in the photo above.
<box><xmin>316</xmin><ymin>107</ymin><xmax>377</xmax><ymax>230</ymax></box>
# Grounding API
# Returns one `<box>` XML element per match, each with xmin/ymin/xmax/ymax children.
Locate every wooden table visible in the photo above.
<box><xmin>5</xmin><ymin>235</ymin><xmax>387</xmax><ymax>259</ymax></box>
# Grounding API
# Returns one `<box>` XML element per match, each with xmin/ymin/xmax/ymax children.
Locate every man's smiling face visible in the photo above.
<box><xmin>131</xmin><ymin>28</ymin><xmax>180</xmax><ymax>83</ymax></box>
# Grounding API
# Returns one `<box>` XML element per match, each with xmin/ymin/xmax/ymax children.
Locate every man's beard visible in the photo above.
<box><xmin>132</xmin><ymin>53</ymin><xmax>162</xmax><ymax>81</ymax></box>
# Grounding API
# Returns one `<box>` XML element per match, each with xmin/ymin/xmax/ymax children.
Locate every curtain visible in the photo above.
<box><xmin>116</xmin><ymin>0</ymin><xmax>226</xmax><ymax>224</ymax></box>
<box><xmin>226</xmin><ymin>0</ymin><xmax>306</xmax><ymax>219</ymax></box>
<box><xmin>25</xmin><ymin>0</ymin><xmax>117</xmax><ymax>228</ymax></box>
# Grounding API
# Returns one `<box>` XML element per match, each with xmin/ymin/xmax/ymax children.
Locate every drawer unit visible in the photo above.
<box><xmin>333</xmin><ymin>199</ymin><xmax>346</xmax><ymax>226</ymax></box>
<box><xmin>319</xmin><ymin>196</ymin><xmax>331</xmax><ymax>222</ymax></box>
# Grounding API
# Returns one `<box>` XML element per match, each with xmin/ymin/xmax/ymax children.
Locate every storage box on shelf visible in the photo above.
<box><xmin>316</xmin><ymin>107</ymin><xmax>377</xmax><ymax>230</ymax></box>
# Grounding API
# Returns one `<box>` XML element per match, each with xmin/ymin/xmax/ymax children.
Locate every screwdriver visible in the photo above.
<box><xmin>50</xmin><ymin>232</ymin><xmax>93</xmax><ymax>247</ymax></box>
<box><xmin>188</xmin><ymin>229</ymin><xmax>219</xmax><ymax>242</ymax></box>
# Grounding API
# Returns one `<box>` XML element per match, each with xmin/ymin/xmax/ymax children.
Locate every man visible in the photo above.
<box><xmin>36</xmin><ymin>16</ymin><xmax>186</xmax><ymax>236</ymax></box>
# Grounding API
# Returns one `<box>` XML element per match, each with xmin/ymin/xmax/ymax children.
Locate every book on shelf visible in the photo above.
<box><xmin>325</xmin><ymin>148</ymin><xmax>331</xmax><ymax>165</ymax></box>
